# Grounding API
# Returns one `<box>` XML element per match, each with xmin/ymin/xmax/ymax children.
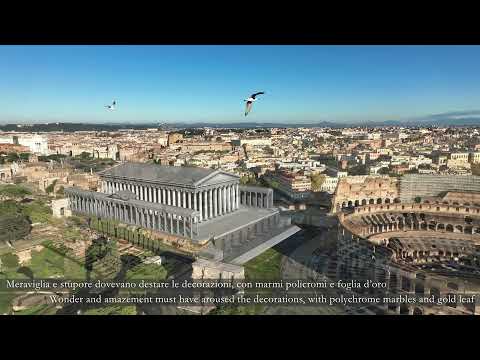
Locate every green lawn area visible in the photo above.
<box><xmin>244</xmin><ymin>247</ymin><xmax>283</xmax><ymax>281</ymax></box>
<box><xmin>28</xmin><ymin>247</ymin><xmax>65</xmax><ymax>278</ymax></box>
<box><xmin>15</xmin><ymin>304</ymin><xmax>57</xmax><ymax>315</ymax></box>
<box><xmin>210</xmin><ymin>247</ymin><xmax>283</xmax><ymax>315</ymax></box>
<box><xmin>0</xmin><ymin>253</ymin><xmax>29</xmax><ymax>314</ymax></box>
<box><xmin>83</xmin><ymin>304</ymin><xmax>137</xmax><ymax>315</ymax></box>
<box><xmin>0</xmin><ymin>184</ymin><xmax>32</xmax><ymax>199</ymax></box>
<box><xmin>20</xmin><ymin>200</ymin><xmax>52</xmax><ymax>224</ymax></box>
<box><xmin>125</xmin><ymin>263</ymin><xmax>167</xmax><ymax>281</ymax></box>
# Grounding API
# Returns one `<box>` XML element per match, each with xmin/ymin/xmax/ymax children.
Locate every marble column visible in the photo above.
<box><xmin>227</xmin><ymin>185</ymin><xmax>231</xmax><ymax>212</ymax></box>
<box><xmin>222</xmin><ymin>186</ymin><xmax>227</xmax><ymax>214</ymax></box>
<box><xmin>217</xmin><ymin>188</ymin><xmax>222</xmax><ymax>215</ymax></box>
<box><xmin>208</xmin><ymin>189</ymin><xmax>213</xmax><ymax>218</ymax></box>
<box><xmin>188</xmin><ymin>191</ymin><xmax>192</xmax><ymax>209</ymax></box>
<box><xmin>203</xmin><ymin>191</ymin><xmax>208</xmax><ymax>220</ymax></box>
<box><xmin>183</xmin><ymin>191</ymin><xmax>186</xmax><ymax>208</ymax></box>
<box><xmin>213</xmin><ymin>188</ymin><xmax>218</xmax><ymax>217</ymax></box>
<box><xmin>198</xmin><ymin>191</ymin><xmax>203</xmax><ymax>221</ymax></box>
<box><xmin>236</xmin><ymin>184</ymin><xmax>239</xmax><ymax>209</ymax></box>
<box><xmin>193</xmin><ymin>191</ymin><xmax>197</xmax><ymax>212</ymax></box>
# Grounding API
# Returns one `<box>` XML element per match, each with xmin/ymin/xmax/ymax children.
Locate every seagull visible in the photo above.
<box><xmin>105</xmin><ymin>100</ymin><xmax>116</xmax><ymax>110</ymax></box>
<box><xmin>244</xmin><ymin>92</ymin><xmax>265</xmax><ymax>116</ymax></box>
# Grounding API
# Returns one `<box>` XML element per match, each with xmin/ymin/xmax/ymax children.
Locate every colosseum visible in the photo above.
<box><xmin>330</xmin><ymin>174</ymin><xmax>480</xmax><ymax>315</ymax></box>
<box><xmin>331</xmin><ymin>175</ymin><xmax>400</xmax><ymax>213</ymax></box>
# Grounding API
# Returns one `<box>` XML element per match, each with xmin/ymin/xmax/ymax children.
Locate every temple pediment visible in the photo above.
<box><xmin>100</xmin><ymin>163</ymin><xmax>239</xmax><ymax>188</ymax></box>
<box><xmin>195</xmin><ymin>171</ymin><xmax>240</xmax><ymax>187</ymax></box>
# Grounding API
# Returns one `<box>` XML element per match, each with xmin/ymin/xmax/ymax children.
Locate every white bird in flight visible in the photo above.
<box><xmin>244</xmin><ymin>92</ymin><xmax>265</xmax><ymax>116</ymax></box>
<box><xmin>105</xmin><ymin>100</ymin><xmax>116</xmax><ymax>110</ymax></box>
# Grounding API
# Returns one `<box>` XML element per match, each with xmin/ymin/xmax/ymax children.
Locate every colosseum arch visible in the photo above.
<box><xmin>385</xmin><ymin>198</ymin><xmax>391</xmax><ymax>204</ymax></box>
<box><xmin>437</xmin><ymin>223</ymin><xmax>445</xmax><ymax>231</ymax></box>
<box><xmin>377</xmin><ymin>198</ymin><xmax>382</xmax><ymax>204</ymax></box>
<box><xmin>446</xmin><ymin>224</ymin><xmax>454</xmax><ymax>232</ymax></box>
<box><xmin>369</xmin><ymin>199</ymin><xmax>375</xmax><ymax>204</ymax></box>
<box><xmin>361</xmin><ymin>199</ymin><xmax>367</xmax><ymax>205</ymax></box>
<box><xmin>355</xmin><ymin>200</ymin><xmax>360</xmax><ymax>207</ymax></box>
<box><xmin>455</xmin><ymin>225</ymin><xmax>463</xmax><ymax>233</ymax></box>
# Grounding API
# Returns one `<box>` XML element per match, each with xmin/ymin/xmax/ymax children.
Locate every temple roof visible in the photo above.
<box><xmin>99</xmin><ymin>163</ymin><xmax>239</xmax><ymax>187</ymax></box>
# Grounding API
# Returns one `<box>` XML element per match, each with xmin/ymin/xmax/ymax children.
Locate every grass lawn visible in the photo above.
<box><xmin>14</xmin><ymin>304</ymin><xmax>56</xmax><ymax>315</ymax></box>
<box><xmin>244</xmin><ymin>247</ymin><xmax>283</xmax><ymax>281</ymax></box>
<box><xmin>0</xmin><ymin>263</ymin><xmax>30</xmax><ymax>314</ymax></box>
<box><xmin>83</xmin><ymin>304</ymin><xmax>137</xmax><ymax>315</ymax></box>
<box><xmin>125</xmin><ymin>263</ymin><xmax>167</xmax><ymax>281</ymax></box>
<box><xmin>28</xmin><ymin>247</ymin><xmax>65</xmax><ymax>278</ymax></box>
<box><xmin>210</xmin><ymin>247</ymin><xmax>283</xmax><ymax>315</ymax></box>
<box><xmin>20</xmin><ymin>200</ymin><xmax>52</xmax><ymax>224</ymax></box>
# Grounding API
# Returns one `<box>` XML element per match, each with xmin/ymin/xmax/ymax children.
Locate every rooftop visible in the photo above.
<box><xmin>99</xmin><ymin>162</ymin><xmax>239</xmax><ymax>188</ymax></box>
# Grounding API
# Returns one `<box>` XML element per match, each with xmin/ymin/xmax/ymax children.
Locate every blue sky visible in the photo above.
<box><xmin>1</xmin><ymin>45</ymin><xmax>480</xmax><ymax>124</ymax></box>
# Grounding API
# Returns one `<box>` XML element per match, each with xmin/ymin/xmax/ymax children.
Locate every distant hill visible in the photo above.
<box><xmin>2</xmin><ymin>114</ymin><xmax>480</xmax><ymax>132</ymax></box>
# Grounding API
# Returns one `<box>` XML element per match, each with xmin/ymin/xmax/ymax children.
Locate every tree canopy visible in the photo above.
<box><xmin>0</xmin><ymin>185</ymin><xmax>32</xmax><ymax>199</ymax></box>
<box><xmin>310</xmin><ymin>173</ymin><xmax>326</xmax><ymax>191</ymax></box>
<box><xmin>0</xmin><ymin>214</ymin><xmax>31</xmax><ymax>243</ymax></box>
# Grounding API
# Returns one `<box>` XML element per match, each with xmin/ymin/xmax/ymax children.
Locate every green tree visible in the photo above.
<box><xmin>0</xmin><ymin>215</ymin><xmax>31</xmax><ymax>243</ymax></box>
<box><xmin>6</xmin><ymin>152</ymin><xmax>19</xmax><ymax>162</ymax></box>
<box><xmin>20</xmin><ymin>200</ymin><xmax>52</xmax><ymax>224</ymax></box>
<box><xmin>19</xmin><ymin>153</ymin><xmax>30</xmax><ymax>161</ymax></box>
<box><xmin>310</xmin><ymin>173</ymin><xmax>326</xmax><ymax>191</ymax></box>
<box><xmin>0</xmin><ymin>253</ymin><xmax>20</xmax><ymax>269</ymax></box>
<box><xmin>78</xmin><ymin>152</ymin><xmax>92</xmax><ymax>160</ymax></box>
<box><xmin>378</xmin><ymin>167</ymin><xmax>390</xmax><ymax>175</ymax></box>
<box><xmin>45</xmin><ymin>180</ymin><xmax>58</xmax><ymax>194</ymax></box>
<box><xmin>0</xmin><ymin>184</ymin><xmax>32</xmax><ymax>199</ymax></box>
<box><xmin>56</xmin><ymin>186</ymin><xmax>65</xmax><ymax>197</ymax></box>
<box><xmin>0</xmin><ymin>200</ymin><xmax>20</xmax><ymax>216</ymax></box>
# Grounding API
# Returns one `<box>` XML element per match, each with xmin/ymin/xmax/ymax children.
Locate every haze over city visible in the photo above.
<box><xmin>2</xmin><ymin>45</ymin><xmax>480</xmax><ymax>124</ymax></box>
